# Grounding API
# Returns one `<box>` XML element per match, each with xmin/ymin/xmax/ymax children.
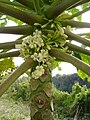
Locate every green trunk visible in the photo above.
<box><xmin>30</xmin><ymin>69</ymin><xmax>54</xmax><ymax>120</ymax></box>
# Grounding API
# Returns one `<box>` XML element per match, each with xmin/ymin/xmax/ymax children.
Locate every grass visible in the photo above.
<box><xmin>0</xmin><ymin>95</ymin><xmax>30</xmax><ymax>120</ymax></box>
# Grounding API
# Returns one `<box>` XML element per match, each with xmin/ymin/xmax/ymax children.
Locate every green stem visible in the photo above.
<box><xmin>65</xmin><ymin>42</ymin><xmax>90</xmax><ymax>56</ymax></box>
<box><xmin>64</xmin><ymin>29</ymin><xmax>90</xmax><ymax>47</ymax></box>
<box><xmin>0</xmin><ymin>3</ymin><xmax>43</xmax><ymax>25</ymax></box>
<box><xmin>33</xmin><ymin>0</ymin><xmax>41</xmax><ymax>14</ymax></box>
<box><xmin>69</xmin><ymin>6</ymin><xmax>90</xmax><ymax>19</ymax></box>
<box><xmin>15</xmin><ymin>0</ymin><xmax>34</xmax><ymax>10</ymax></box>
<box><xmin>0</xmin><ymin>41</ymin><xmax>22</xmax><ymax>49</ymax></box>
<box><xmin>0</xmin><ymin>51</ymin><xmax>20</xmax><ymax>59</ymax></box>
<box><xmin>0</xmin><ymin>0</ymin><xmax>26</xmax><ymax>8</ymax></box>
<box><xmin>50</xmin><ymin>48</ymin><xmax>90</xmax><ymax>76</ymax></box>
<box><xmin>43</xmin><ymin>0</ymin><xmax>50</xmax><ymax>4</ymax></box>
<box><xmin>0</xmin><ymin>25</ymin><xmax>34</xmax><ymax>35</ymax></box>
<box><xmin>60</xmin><ymin>20</ymin><xmax>90</xmax><ymax>28</ymax></box>
<box><xmin>68</xmin><ymin>0</ymin><xmax>90</xmax><ymax>9</ymax></box>
<box><xmin>0</xmin><ymin>57</ymin><xmax>35</xmax><ymax>97</ymax></box>
<box><xmin>44</xmin><ymin>0</ymin><xmax>81</xmax><ymax>19</ymax></box>
<box><xmin>77</xmin><ymin>32</ymin><xmax>90</xmax><ymax>36</ymax></box>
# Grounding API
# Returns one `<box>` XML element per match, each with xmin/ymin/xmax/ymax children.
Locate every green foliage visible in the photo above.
<box><xmin>52</xmin><ymin>73</ymin><xmax>90</xmax><ymax>93</ymax></box>
<box><xmin>4</xmin><ymin>76</ymin><xmax>90</xmax><ymax>119</ymax></box>
<box><xmin>53</xmin><ymin>83</ymin><xmax>90</xmax><ymax>119</ymax></box>
<box><xmin>0</xmin><ymin>58</ymin><xmax>15</xmax><ymax>76</ymax></box>
<box><xmin>52</xmin><ymin>61</ymin><xmax>61</xmax><ymax>70</ymax></box>
<box><xmin>7</xmin><ymin>16</ymin><xmax>24</xmax><ymax>25</ymax></box>
<box><xmin>81</xmin><ymin>2</ymin><xmax>90</xmax><ymax>9</ymax></box>
<box><xmin>78</xmin><ymin>54</ymin><xmax>90</xmax><ymax>81</ymax></box>
<box><xmin>7</xmin><ymin>76</ymin><xmax>30</xmax><ymax>101</ymax></box>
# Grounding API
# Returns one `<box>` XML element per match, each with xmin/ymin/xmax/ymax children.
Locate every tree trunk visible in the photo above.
<box><xmin>30</xmin><ymin>69</ymin><xmax>54</xmax><ymax>120</ymax></box>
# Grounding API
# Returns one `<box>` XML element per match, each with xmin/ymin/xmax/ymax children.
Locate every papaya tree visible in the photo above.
<box><xmin>0</xmin><ymin>0</ymin><xmax>90</xmax><ymax>119</ymax></box>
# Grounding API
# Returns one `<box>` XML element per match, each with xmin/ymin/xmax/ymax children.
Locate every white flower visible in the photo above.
<box><xmin>29</xmin><ymin>42</ymin><xmax>37</xmax><ymax>48</ymax></box>
<box><xmin>38</xmin><ymin>53</ymin><xmax>43</xmax><ymax>62</ymax></box>
<box><xmin>33</xmin><ymin>29</ymin><xmax>41</xmax><ymax>36</ymax></box>
<box><xmin>31</xmin><ymin>53</ymin><xmax>38</xmax><ymax>61</ymax></box>
<box><xmin>41</xmin><ymin>49</ymin><xmax>48</xmax><ymax>57</ymax></box>
<box><xmin>36</xmin><ymin>38</ymin><xmax>44</xmax><ymax>47</ymax></box>
<box><xmin>37</xmin><ymin>49</ymin><xmax>49</xmax><ymax>63</ymax></box>
<box><xmin>32</xmin><ymin>65</ymin><xmax>45</xmax><ymax>79</ymax></box>
<box><xmin>22</xmin><ymin>42</ymin><xmax>27</xmax><ymax>47</ymax></box>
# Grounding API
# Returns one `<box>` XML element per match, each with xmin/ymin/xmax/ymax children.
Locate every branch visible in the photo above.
<box><xmin>77</xmin><ymin>32</ymin><xmax>90</xmax><ymax>36</ymax></box>
<box><xmin>0</xmin><ymin>57</ymin><xmax>35</xmax><ymax>97</ymax></box>
<box><xmin>0</xmin><ymin>0</ymin><xmax>26</xmax><ymax>8</ymax></box>
<box><xmin>68</xmin><ymin>0</ymin><xmax>90</xmax><ymax>9</ymax></box>
<box><xmin>0</xmin><ymin>3</ymin><xmax>43</xmax><ymax>25</ymax></box>
<box><xmin>0</xmin><ymin>41</ymin><xmax>22</xmax><ymax>49</ymax></box>
<box><xmin>50</xmin><ymin>48</ymin><xmax>90</xmax><ymax>76</ymax></box>
<box><xmin>15</xmin><ymin>0</ymin><xmax>34</xmax><ymax>10</ymax></box>
<box><xmin>60</xmin><ymin>20</ymin><xmax>90</xmax><ymax>28</ymax></box>
<box><xmin>0</xmin><ymin>25</ymin><xmax>34</xmax><ymax>35</ymax></box>
<box><xmin>69</xmin><ymin>6</ymin><xmax>90</xmax><ymax>19</ymax></box>
<box><xmin>64</xmin><ymin>29</ymin><xmax>90</xmax><ymax>47</ymax></box>
<box><xmin>65</xmin><ymin>42</ymin><xmax>90</xmax><ymax>56</ymax></box>
<box><xmin>0</xmin><ymin>51</ymin><xmax>20</xmax><ymax>59</ymax></box>
<box><xmin>44</xmin><ymin>0</ymin><xmax>81</xmax><ymax>19</ymax></box>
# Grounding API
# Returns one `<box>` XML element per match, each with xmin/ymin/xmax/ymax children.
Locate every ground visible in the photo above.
<box><xmin>0</xmin><ymin>95</ymin><xmax>30</xmax><ymax>120</ymax></box>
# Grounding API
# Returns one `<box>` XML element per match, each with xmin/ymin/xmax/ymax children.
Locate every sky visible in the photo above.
<box><xmin>0</xmin><ymin>11</ymin><xmax>90</xmax><ymax>76</ymax></box>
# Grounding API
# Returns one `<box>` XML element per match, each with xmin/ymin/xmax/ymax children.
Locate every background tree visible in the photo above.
<box><xmin>0</xmin><ymin>0</ymin><xmax>90</xmax><ymax>120</ymax></box>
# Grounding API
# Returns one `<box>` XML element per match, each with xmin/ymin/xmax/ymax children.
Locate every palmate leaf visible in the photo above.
<box><xmin>0</xmin><ymin>58</ymin><xmax>15</xmax><ymax>75</ymax></box>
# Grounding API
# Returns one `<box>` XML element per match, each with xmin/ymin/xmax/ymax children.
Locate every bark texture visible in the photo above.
<box><xmin>30</xmin><ymin>69</ymin><xmax>54</xmax><ymax>120</ymax></box>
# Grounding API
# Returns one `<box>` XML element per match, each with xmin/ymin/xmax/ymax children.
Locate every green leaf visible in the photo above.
<box><xmin>7</xmin><ymin>16</ymin><xmax>24</xmax><ymax>25</ymax></box>
<box><xmin>77</xmin><ymin>15</ymin><xmax>82</xmax><ymax>22</ymax></box>
<box><xmin>78</xmin><ymin>69</ymin><xmax>90</xmax><ymax>82</ymax></box>
<box><xmin>0</xmin><ymin>58</ymin><xmax>15</xmax><ymax>75</ymax></box>
<box><xmin>81</xmin><ymin>2</ymin><xmax>90</xmax><ymax>10</ymax></box>
<box><xmin>69</xmin><ymin>8</ymin><xmax>79</xmax><ymax>15</ymax></box>
<box><xmin>80</xmin><ymin>54</ymin><xmax>90</xmax><ymax>64</ymax></box>
<box><xmin>78</xmin><ymin>54</ymin><xmax>90</xmax><ymax>82</ymax></box>
<box><xmin>52</xmin><ymin>60</ymin><xmax>61</xmax><ymax>70</ymax></box>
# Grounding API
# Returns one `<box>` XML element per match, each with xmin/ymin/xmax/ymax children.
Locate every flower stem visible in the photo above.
<box><xmin>33</xmin><ymin>0</ymin><xmax>41</xmax><ymax>14</ymax></box>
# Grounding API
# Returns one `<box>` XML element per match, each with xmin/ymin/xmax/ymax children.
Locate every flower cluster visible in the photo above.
<box><xmin>20</xmin><ymin>30</ymin><xmax>52</xmax><ymax>79</ymax></box>
<box><xmin>31</xmin><ymin>49</ymin><xmax>49</xmax><ymax>63</ymax></box>
<box><xmin>21</xmin><ymin>30</ymin><xmax>44</xmax><ymax>58</ymax></box>
<box><xmin>20</xmin><ymin>24</ymin><xmax>68</xmax><ymax>79</ymax></box>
